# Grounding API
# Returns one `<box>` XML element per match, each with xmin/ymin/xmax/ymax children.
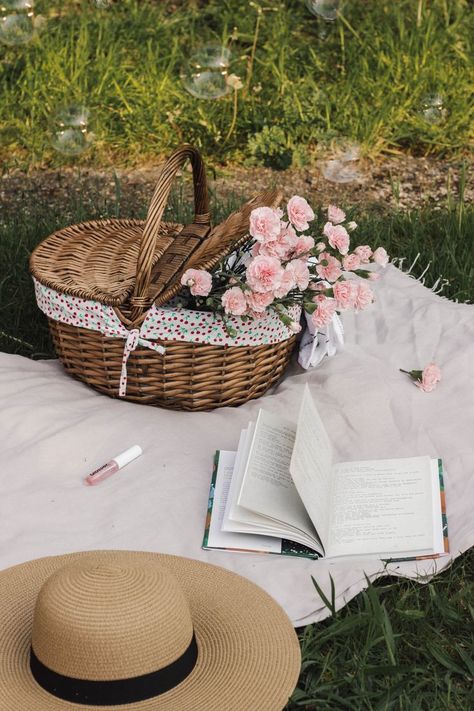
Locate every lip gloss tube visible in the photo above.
<box><xmin>85</xmin><ymin>445</ymin><xmax>143</xmax><ymax>486</ymax></box>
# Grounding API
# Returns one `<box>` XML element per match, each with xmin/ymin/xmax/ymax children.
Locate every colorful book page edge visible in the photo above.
<box><xmin>383</xmin><ymin>458</ymin><xmax>449</xmax><ymax>564</ymax></box>
<box><xmin>202</xmin><ymin>451</ymin><xmax>320</xmax><ymax>559</ymax></box>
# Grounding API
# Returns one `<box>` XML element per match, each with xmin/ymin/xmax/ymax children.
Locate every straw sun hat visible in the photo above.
<box><xmin>0</xmin><ymin>550</ymin><xmax>301</xmax><ymax>710</ymax></box>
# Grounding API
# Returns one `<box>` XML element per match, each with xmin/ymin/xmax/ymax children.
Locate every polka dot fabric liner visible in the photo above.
<box><xmin>34</xmin><ymin>278</ymin><xmax>298</xmax><ymax>348</ymax></box>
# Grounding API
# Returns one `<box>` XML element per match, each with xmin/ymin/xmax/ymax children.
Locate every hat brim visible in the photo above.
<box><xmin>0</xmin><ymin>550</ymin><xmax>301</xmax><ymax>711</ymax></box>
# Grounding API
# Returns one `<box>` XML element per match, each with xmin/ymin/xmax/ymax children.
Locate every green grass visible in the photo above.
<box><xmin>290</xmin><ymin>553</ymin><xmax>474</xmax><ymax>710</ymax></box>
<box><xmin>1</xmin><ymin>0</ymin><xmax>473</xmax><ymax>170</ymax></box>
<box><xmin>0</xmin><ymin>186</ymin><xmax>473</xmax><ymax>709</ymax></box>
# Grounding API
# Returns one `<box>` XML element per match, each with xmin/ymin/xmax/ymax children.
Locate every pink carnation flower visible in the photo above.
<box><xmin>180</xmin><ymin>268</ymin><xmax>212</xmax><ymax>297</ymax></box>
<box><xmin>221</xmin><ymin>286</ymin><xmax>247</xmax><ymax>316</ymax></box>
<box><xmin>354</xmin><ymin>281</ymin><xmax>374</xmax><ymax>311</ymax></box>
<box><xmin>288</xmin><ymin>259</ymin><xmax>310</xmax><ymax>290</ymax></box>
<box><xmin>401</xmin><ymin>363</ymin><xmax>442</xmax><ymax>393</ymax></box>
<box><xmin>259</xmin><ymin>223</ymin><xmax>298</xmax><ymax>260</ymax></box>
<box><xmin>249</xmin><ymin>206</ymin><xmax>281</xmax><ymax>244</ymax></box>
<box><xmin>323</xmin><ymin>222</ymin><xmax>350</xmax><ymax>255</ymax></box>
<box><xmin>274</xmin><ymin>266</ymin><xmax>296</xmax><ymax>298</ymax></box>
<box><xmin>251</xmin><ymin>242</ymin><xmax>261</xmax><ymax>257</ymax></box>
<box><xmin>246</xmin><ymin>255</ymin><xmax>284</xmax><ymax>293</ymax></box>
<box><xmin>416</xmin><ymin>363</ymin><xmax>442</xmax><ymax>392</ymax></box>
<box><xmin>293</xmin><ymin>235</ymin><xmax>315</xmax><ymax>257</ymax></box>
<box><xmin>354</xmin><ymin>245</ymin><xmax>373</xmax><ymax>263</ymax></box>
<box><xmin>327</xmin><ymin>205</ymin><xmax>346</xmax><ymax>224</ymax></box>
<box><xmin>246</xmin><ymin>290</ymin><xmax>275</xmax><ymax>313</ymax></box>
<box><xmin>309</xmin><ymin>281</ymin><xmax>328</xmax><ymax>292</ymax></box>
<box><xmin>342</xmin><ymin>253</ymin><xmax>361</xmax><ymax>271</ymax></box>
<box><xmin>372</xmin><ymin>246</ymin><xmax>389</xmax><ymax>267</ymax></box>
<box><xmin>311</xmin><ymin>295</ymin><xmax>337</xmax><ymax>329</ymax></box>
<box><xmin>333</xmin><ymin>280</ymin><xmax>357</xmax><ymax>310</ymax></box>
<box><xmin>316</xmin><ymin>252</ymin><xmax>342</xmax><ymax>282</ymax></box>
<box><xmin>287</xmin><ymin>195</ymin><xmax>315</xmax><ymax>232</ymax></box>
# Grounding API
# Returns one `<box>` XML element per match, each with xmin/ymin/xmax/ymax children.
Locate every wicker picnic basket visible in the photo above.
<box><xmin>30</xmin><ymin>145</ymin><xmax>297</xmax><ymax>411</ymax></box>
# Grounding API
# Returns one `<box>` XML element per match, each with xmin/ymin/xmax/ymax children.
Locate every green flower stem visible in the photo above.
<box><xmin>224</xmin><ymin>88</ymin><xmax>239</xmax><ymax>143</ymax></box>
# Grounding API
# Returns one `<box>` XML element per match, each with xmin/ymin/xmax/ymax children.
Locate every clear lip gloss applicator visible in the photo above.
<box><xmin>85</xmin><ymin>445</ymin><xmax>143</xmax><ymax>485</ymax></box>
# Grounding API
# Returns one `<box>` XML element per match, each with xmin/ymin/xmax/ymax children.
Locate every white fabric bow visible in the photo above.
<box><xmin>104</xmin><ymin>327</ymin><xmax>166</xmax><ymax>397</ymax></box>
<box><xmin>298</xmin><ymin>312</ymin><xmax>344</xmax><ymax>369</ymax></box>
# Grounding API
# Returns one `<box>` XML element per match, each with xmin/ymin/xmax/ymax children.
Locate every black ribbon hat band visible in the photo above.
<box><xmin>30</xmin><ymin>633</ymin><xmax>198</xmax><ymax>706</ymax></box>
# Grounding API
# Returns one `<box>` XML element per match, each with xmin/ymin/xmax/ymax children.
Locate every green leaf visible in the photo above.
<box><xmin>311</xmin><ymin>574</ymin><xmax>337</xmax><ymax>616</ymax></box>
<box><xmin>429</xmin><ymin>644</ymin><xmax>467</xmax><ymax>676</ymax></box>
<box><xmin>395</xmin><ymin>609</ymin><xmax>426</xmax><ymax>619</ymax></box>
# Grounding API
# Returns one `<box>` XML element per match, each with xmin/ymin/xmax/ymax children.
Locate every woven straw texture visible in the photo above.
<box><xmin>30</xmin><ymin>145</ymin><xmax>295</xmax><ymax>411</ymax></box>
<box><xmin>0</xmin><ymin>550</ymin><xmax>301</xmax><ymax>711</ymax></box>
<box><xmin>49</xmin><ymin>319</ymin><xmax>296</xmax><ymax>410</ymax></box>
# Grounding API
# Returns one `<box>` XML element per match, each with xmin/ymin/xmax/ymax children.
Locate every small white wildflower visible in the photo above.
<box><xmin>226</xmin><ymin>74</ymin><xmax>244</xmax><ymax>91</ymax></box>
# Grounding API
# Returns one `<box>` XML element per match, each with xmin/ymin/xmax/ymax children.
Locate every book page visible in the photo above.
<box><xmin>204</xmin><ymin>451</ymin><xmax>281</xmax><ymax>553</ymax></box>
<box><xmin>222</xmin><ymin>427</ymin><xmax>321</xmax><ymax>548</ymax></box>
<box><xmin>222</xmin><ymin>427</ymin><xmax>262</xmax><ymax>533</ymax></box>
<box><xmin>237</xmin><ymin>409</ymin><xmax>317</xmax><ymax>538</ymax></box>
<box><xmin>326</xmin><ymin>456</ymin><xmax>434</xmax><ymax>557</ymax></box>
<box><xmin>289</xmin><ymin>385</ymin><xmax>334</xmax><ymax>548</ymax></box>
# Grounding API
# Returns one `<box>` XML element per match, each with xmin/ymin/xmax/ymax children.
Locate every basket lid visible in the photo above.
<box><xmin>30</xmin><ymin>218</ymin><xmax>182</xmax><ymax>307</ymax></box>
<box><xmin>151</xmin><ymin>189</ymin><xmax>282</xmax><ymax>307</ymax></box>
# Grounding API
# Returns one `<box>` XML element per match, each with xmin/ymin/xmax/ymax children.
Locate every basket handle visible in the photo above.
<box><xmin>131</xmin><ymin>145</ymin><xmax>210</xmax><ymax>316</ymax></box>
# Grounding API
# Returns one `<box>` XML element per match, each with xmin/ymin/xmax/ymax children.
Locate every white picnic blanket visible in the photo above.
<box><xmin>1</xmin><ymin>265</ymin><xmax>473</xmax><ymax>626</ymax></box>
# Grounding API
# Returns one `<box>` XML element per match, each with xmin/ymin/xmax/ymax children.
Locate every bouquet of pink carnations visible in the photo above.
<box><xmin>179</xmin><ymin>196</ymin><xmax>389</xmax><ymax>336</ymax></box>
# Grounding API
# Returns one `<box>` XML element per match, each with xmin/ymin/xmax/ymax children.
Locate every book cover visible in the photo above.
<box><xmin>202</xmin><ymin>452</ymin><xmax>320</xmax><ymax>559</ymax></box>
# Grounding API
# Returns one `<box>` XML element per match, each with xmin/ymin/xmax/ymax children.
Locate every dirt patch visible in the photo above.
<box><xmin>1</xmin><ymin>155</ymin><xmax>471</xmax><ymax>220</ymax></box>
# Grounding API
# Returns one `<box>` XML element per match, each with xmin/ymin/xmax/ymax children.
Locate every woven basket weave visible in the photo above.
<box><xmin>30</xmin><ymin>145</ymin><xmax>296</xmax><ymax>411</ymax></box>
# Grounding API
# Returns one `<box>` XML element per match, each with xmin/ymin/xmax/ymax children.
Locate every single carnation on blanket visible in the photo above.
<box><xmin>180</xmin><ymin>268</ymin><xmax>212</xmax><ymax>296</ymax></box>
<box><xmin>249</xmin><ymin>206</ymin><xmax>281</xmax><ymax>244</ymax></box>
<box><xmin>246</xmin><ymin>255</ymin><xmax>284</xmax><ymax>293</ymax></box>
<box><xmin>327</xmin><ymin>205</ymin><xmax>346</xmax><ymax>224</ymax></box>
<box><xmin>400</xmin><ymin>363</ymin><xmax>442</xmax><ymax>392</ymax></box>
<box><xmin>287</xmin><ymin>195</ymin><xmax>315</xmax><ymax>231</ymax></box>
<box><xmin>221</xmin><ymin>286</ymin><xmax>248</xmax><ymax>316</ymax></box>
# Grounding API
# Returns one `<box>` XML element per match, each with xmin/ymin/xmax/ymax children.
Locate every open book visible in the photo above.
<box><xmin>203</xmin><ymin>385</ymin><xmax>449</xmax><ymax>561</ymax></box>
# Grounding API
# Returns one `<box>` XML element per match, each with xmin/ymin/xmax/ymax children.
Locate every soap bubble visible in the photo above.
<box><xmin>321</xmin><ymin>160</ymin><xmax>363</xmax><ymax>183</ymax></box>
<box><xmin>305</xmin><ymin>0</ymin><xmax>341</xmax><ymax>21</ymax></box>
<box><xmin>320</xmin><ymin>140</ymin><xmax>363</xmax><ymax>184</ymax></box>
<box><xmin>419</xmin><ymin>94</ymin><xmax>447</xmax><ymax>125</ymax></box>
<box><xmin>0</xmin><ymin>0</ymin><xmax>35</xmax><ymax>47</ymax></box>
<box><xmin>181</xmin><ymin>45</ymin><xmax>232</xmax><ymax>100</ymax></box>
<box><xmin>50</xmin><ymin>105</ymin><xmax>94</xmax><ymax>156</ymax></box>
